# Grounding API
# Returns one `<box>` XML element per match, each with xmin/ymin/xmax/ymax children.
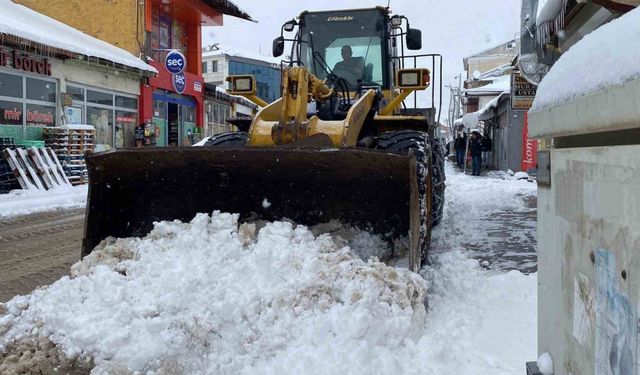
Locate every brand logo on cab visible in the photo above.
<box><xmin>327</xmin><ymin>16</ymin><xmax>354</xmax><ymax>21</ymax></box>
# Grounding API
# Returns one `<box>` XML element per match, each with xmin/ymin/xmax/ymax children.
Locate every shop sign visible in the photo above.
<box><xmin>2</xmin><ymin>107</ymin><xmax>22</xmax><ymax>123</ymax></box>
<box><xmin>0</xmin><ymin>49</ymin><xmax>52</xmax><ymax>76</ymax></box>
<box><xmin>66</xmin><ymin>107</ymin><xmax>83</xmax><ymax>124</ymax></box>
<box><xmin>194</xmin><ymin>80</ymin><xmax>202</xmax><ymax>93</ymax></box>
<box><xmin>165</xmin><ymin>50</ymin><xmax>186</xmax><ymax>74</ymax></box>
<box><xmin>511</xmin><ymin>71</ymin><xmax>537</xmax><ymax>111</ymax></box>
<box><xmin>173</xmin><ymin>72</ymin><xmax>186</xmax><ymax>94</ymax></box>
<box><xmin>27</xmin><ymin>109</ymin><xmax>54</xmax><ymax>125</ymax></box>
<box><xmin>116</xmin><ymin>115</ymin><xmax>136</xmax><ymax>123</ymax></box>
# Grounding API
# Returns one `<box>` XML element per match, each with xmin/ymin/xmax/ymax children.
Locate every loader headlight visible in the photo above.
<box><xmin>226</xmin><ymin>75</ymin><xmax>256</xmax><ymax>95</ymax></box>
<box><xmin>400</xmin><ymin>72</ymin><xmax>419</xmax><ymax>86</ymax></box>
<box><xmin>396</xmin><ymin>69</ymin><xmax>431</xmax><ymax>90</ymax></box>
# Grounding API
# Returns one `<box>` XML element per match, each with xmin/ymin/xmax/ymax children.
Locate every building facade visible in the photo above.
<box><xmin>202</xmin><ymin>45</ymin><xmax>281</xmax><ymax>103</ymax></box>
<box><xmin>0</xmin><ymin>1</ymin><xmax>156</xmax><ymax>150</ymax></box>
<box><xmin>14</xmin><ymin>0</ymin><xmax>251</xmax><ymax>146</ymax></box>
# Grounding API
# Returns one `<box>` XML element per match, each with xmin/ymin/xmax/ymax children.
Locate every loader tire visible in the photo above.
<box><xmin>376</xmin><ymin>130</ymin><xmax>432</xmax><ymax>266</ymax></box>
<box><xmin>203</xmin><ymin>131</ymin><xmax>248</xmax><ymax>148</ymax></box>
<box><xmin>430</xmin><ymin>138</ymin><xmax>446</xmax><ymax>226</ymax></box>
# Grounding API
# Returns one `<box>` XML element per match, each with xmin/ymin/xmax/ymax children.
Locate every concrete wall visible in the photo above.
<box><xmin>538</xmin><ymin>145</ymin><xmax>640</xmax><ymax>375</ymax></box>
<box><xmin>490</xmin><ymin>99</ymin><xmax>525</xmax><ymax>172</ymax></box>
<box><xmin>15</xmin><ymin>0</ymin><xmax>143</xmax><ymax>56</ymax></box>
<box><xmin>202</xmin><ymin>55</ymin><xmax>228</xmax><ymax>87</ymax></box>
<box><xmin>52</xmin><ymin>59</ymin><xmax>140</xmax><ymax>95</ymax></box>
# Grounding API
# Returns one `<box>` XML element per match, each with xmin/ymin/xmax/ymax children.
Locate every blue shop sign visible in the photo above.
<box><xmin>173</xmin><ymin>72</ymin><xmax>186</xmax><ymax>94</ymax></box>
<box><xmin>165</xmin><ymin>50</ymin><xmax>186</xmax><ymax>74</ymax></box>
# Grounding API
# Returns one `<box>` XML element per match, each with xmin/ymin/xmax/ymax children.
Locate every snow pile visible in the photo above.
<box><xmin>60</xmin><ymin>124</ymin><xmax>95</xmax><ymax>131</ymax></box>
<box><xmin>192</xmin><ymin>136</ymin><xmax>210</xmax><ymax>147</ymax></box>
<box><xmin>0</xmin><ymin>162</ymin><xmax>538</xmax><ymax>374</ymax></box>
<box><xmin>466</xmin><ymin>75</ymin><xmax>511</xmax><ymax>94</ymax></box>
<box><xmin>0</xmin><ymin>212</ymin><xmax>427</xmax><ymax>374</ymax></box>
<box><xmin>531</xmin><ymin>7</ymin><xmax>640</xmax><ymax>111</ymax></box>
<box><xmin>0</xmin><ymin>185</ymin><xmax>87</xmax><ymax>218</ymax></box>
<box><xmin>0</xmin><ymin>0</ymin><xmax>156</xmax><ymax>73</ymax></box>
<box><xmin>537</xmin><ymin>352</ymin><xmax>554</xmax><ymax>374</ymax></box>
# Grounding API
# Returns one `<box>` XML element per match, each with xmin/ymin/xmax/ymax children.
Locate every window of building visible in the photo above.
<box><xmin>26</xmin><ymin>78</ymin><xmax>57</xmax><ymax>103</ymax></box>
<box><xmin>0</xmin><ymin>100</ymin><xmax>23</xmax><ymax>126</ymax></box>
<box><xmin>0</xmin><ymin>72</ymin><xmax>23</xmax><ymax>98</ymax></box>
<box><xmin>0</xmin><ymin>71</ymin><xmax>57</xmax><ymax>130</ymax></box>
<box><xmin>87</xmin><ymin>89</ymin><xmax>113</xmax><ymax>106</ymax></box>
<box><xmin>202</xmin><ymin>61</ymin><xmax>208</xmax><ymax>73</ymax></box>
<box><xmin>67</xmin><ymin>83</ymin><xmax>138</xmax><ymax>149</ymax></box>
<box><xmin>115</xmin><ymin>95</ymin><xmax>138</xmax><ymax>110</ymax></box>
<box><xmin>67</xmin><ymin>85</ymin><xmax>85</xmax><ymax>101</ymax></box>
<box><xmin>212</xmin><ymin>60</ymin><xmax>218</xmax><ymax>73</ymax></box>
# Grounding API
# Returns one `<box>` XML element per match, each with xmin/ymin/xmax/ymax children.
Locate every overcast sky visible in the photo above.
<box><xmin>203</xmin><ymin>0</ymin><xmax>522</xmax><ymax>119</ymax></box>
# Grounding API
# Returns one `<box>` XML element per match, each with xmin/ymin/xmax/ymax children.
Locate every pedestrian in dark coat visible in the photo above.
<box><xmin>470</xmin><ymin>132</ymin><xmax>483</xmax><ymax>176</ymax></box>
<box><xmin>454</xmin><ymin>130</ymin><xmax>467</xmax><ymax>168</ymax></box>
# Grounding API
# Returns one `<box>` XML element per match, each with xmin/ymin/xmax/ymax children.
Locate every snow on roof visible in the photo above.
<box><xmin>0</xmin><ymin>0</ymin><xmax>157</xmax><ymax>73</ymax></box>
<box><xmin>466</xmin><ymin>75</ymin><xmax>511</xmax><ymax>95</ymax></box>
<box><xmin>203</xmin><ymin>44</ymin><xmax>281</xmax><ymax>65</ymax></box>
<box><xmin>531</xmin><ymin>7</ymin><xmax>640</xmax><ymax>112</ymax></box>
<box><xmin>475</xmin><ymin>92</ymin><xmax>509</xmax><ymax>119</ymax></box>
<box><xmin>537</xmin><ymin>0</ymin><xmax>565</xmax><ymax>26</ymax></box>
<box><xmin>477</xmin><ymin>64</ymin><xmax>513</xmax><ymax>80</ymax></box>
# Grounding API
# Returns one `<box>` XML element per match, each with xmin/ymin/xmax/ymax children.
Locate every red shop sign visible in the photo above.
<box><xmin>0</xmin><ymin>49</ymin><xmax>52</xmax><ymax>76</ymax></box>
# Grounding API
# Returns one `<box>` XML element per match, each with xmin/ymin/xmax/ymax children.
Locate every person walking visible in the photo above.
<box><xmin>470</xmin><ymin>131</ymin><xmax>483</xmax><ymax>176</ymax></box>
<box><xmin>454</xmin><ymin>128</ymin><xmax>467</xmax><ymax>168</ymax></box>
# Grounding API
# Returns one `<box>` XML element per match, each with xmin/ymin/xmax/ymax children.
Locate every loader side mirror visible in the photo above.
<box><xmin>406</xmin><ymin>27</ymin><xmax>422</xmax><ymax>50</ymax></box>
<box><xmin>273</xmin><ymin>36</ymin><xmax>285</xmax><ymax>57</ymax></box>
<box><xmin>283</xmin><ymin>20</ymin><xmax>297</xmax><ymax>32</ymax></box>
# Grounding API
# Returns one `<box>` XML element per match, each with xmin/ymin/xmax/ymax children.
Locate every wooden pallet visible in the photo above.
<box><xmin>2</xmin><ymin>147</ymin><xmax>72</xmax><ymax>190</ymax></box>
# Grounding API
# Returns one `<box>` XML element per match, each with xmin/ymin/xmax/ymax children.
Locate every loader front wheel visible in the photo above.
<box><xmin>376</xmin><ymin>130</ymin><xmax>432</xmax><ymax>268</ymax></box>
<box><xmin>202</xmin><ymin>131</ymin><xmax>248</xmax><ymax>148</ymax></box>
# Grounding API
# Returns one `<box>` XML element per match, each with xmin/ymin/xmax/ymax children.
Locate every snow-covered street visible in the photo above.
<box><xmin>0</xmin><ymin>163</ymin><xmax>538</xmax><ymax>374</ymax></box>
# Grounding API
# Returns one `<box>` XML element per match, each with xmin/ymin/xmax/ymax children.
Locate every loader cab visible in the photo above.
<box><xmin>296</xmin><ymin>8</ymin><xmax>391</xmax><ymax>90</ymax></box>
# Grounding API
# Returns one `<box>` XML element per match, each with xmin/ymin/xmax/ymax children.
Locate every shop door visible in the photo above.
<box><xmin>167</xmin><ymin>102</ymin><xmax>181</xmax><ymax>147</ymax></box>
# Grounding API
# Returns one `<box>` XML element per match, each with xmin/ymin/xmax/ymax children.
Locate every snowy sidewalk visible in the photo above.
<box><xmin>0</xmin><ymin>185</ymin><xmax>87</xmax><ymax>218</ymax></box>
<box><xmin>438</xmin><ymin>168</ymin><xmax>537</xmax><ymax>273</ymax></box>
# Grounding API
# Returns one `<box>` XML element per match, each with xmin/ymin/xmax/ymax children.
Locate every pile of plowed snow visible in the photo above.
<box><xmin>1</xmin><ymin>164</ymin><xmax>538</xmax><ymax>374</ymax></box>
<box><xmin>0</xmin><ymin>212</ymin><xmax>427</xmax><ymax>374</ymax></box>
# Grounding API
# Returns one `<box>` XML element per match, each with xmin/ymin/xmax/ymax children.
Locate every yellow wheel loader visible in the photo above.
<box><xmin>82</xmin><ymin>7</ymin><xmax>445</xmax><ymax>271</ymax></box>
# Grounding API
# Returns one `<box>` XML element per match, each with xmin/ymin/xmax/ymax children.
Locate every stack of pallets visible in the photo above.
<box><xmin>2</xmin><ymin>146</ymin><xmax>71</xmax><ymax>190</ymax></box>
<box><xmin>0</xmin><ymin>138</ymin><xmax>20</xmax><ymax>193</ymax></box>
<box><xmin>43</xmin><ymin>125</ymin><xmax>95</xmax><ymax>185</ymax></box>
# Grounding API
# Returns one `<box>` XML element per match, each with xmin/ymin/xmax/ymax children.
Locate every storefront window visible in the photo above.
<box><xmin>115</xmin><ymin>95</ymin><xmax>137</xmax><ymax>109</ymax></box>
<box><xmin>26</xmin><ymin>104</ymin><xmax>56</xmax><ymax>126</ymax></box>
<box><xmin>0</xmin><ymin>72</ymin><xmax>23</xmax><ymax>98</ymax></box>
<box><xmin>87</xmin><ymin>90</ymin><xmax>113</xmax><ymax>106</ymax></box>
<box><xmin>26</xmin><ymin>78</ymin><xmax>56</xmax><ymax>103</ymax></box>
<box><xmin>0</xmin><ymin>100</ymin><xmax>23</xmax><ymax>125</ymax></box>
<box><xmin>67</xmin><ymin>85</ymin><xmax>85</xmax><ymax>101</ymax></box>
<box><xmin>115</xmin><ymin>110</ymin><xmax>137</xmax><ymax>148</ymax></box>
<box><xmin>87</xmin><ymin>106</ymin><xmax>113</xmax><ymax>150</ymax></box>
<box><xmin>182</xmin><ymin>105</ymin><xmax>195</xmax><ymax>123</ymax></box>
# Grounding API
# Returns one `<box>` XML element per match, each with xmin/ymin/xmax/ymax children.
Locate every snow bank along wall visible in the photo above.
<box><xmin>528</xmin><ymin>20</ymin><xmax>640</xmax><ymax>375</ymax></box>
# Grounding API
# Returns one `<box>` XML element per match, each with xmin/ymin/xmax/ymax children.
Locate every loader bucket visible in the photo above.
<box><xmin>83</xmin><ymin>147</ymin><xmax>429</xmax><ymax>270</ymax></box>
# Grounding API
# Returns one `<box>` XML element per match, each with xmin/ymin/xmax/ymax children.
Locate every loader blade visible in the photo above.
<box><xmin>83</xmin><ymin>147</ymin><xmax>429</xmax><ymax>270</ymax></box>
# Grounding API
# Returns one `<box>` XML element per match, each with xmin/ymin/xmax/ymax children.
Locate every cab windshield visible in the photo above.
<box><xmin>299</xmin><ymin>9</ymin><xmax>388</xmax><ymax>90</ymax></box>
